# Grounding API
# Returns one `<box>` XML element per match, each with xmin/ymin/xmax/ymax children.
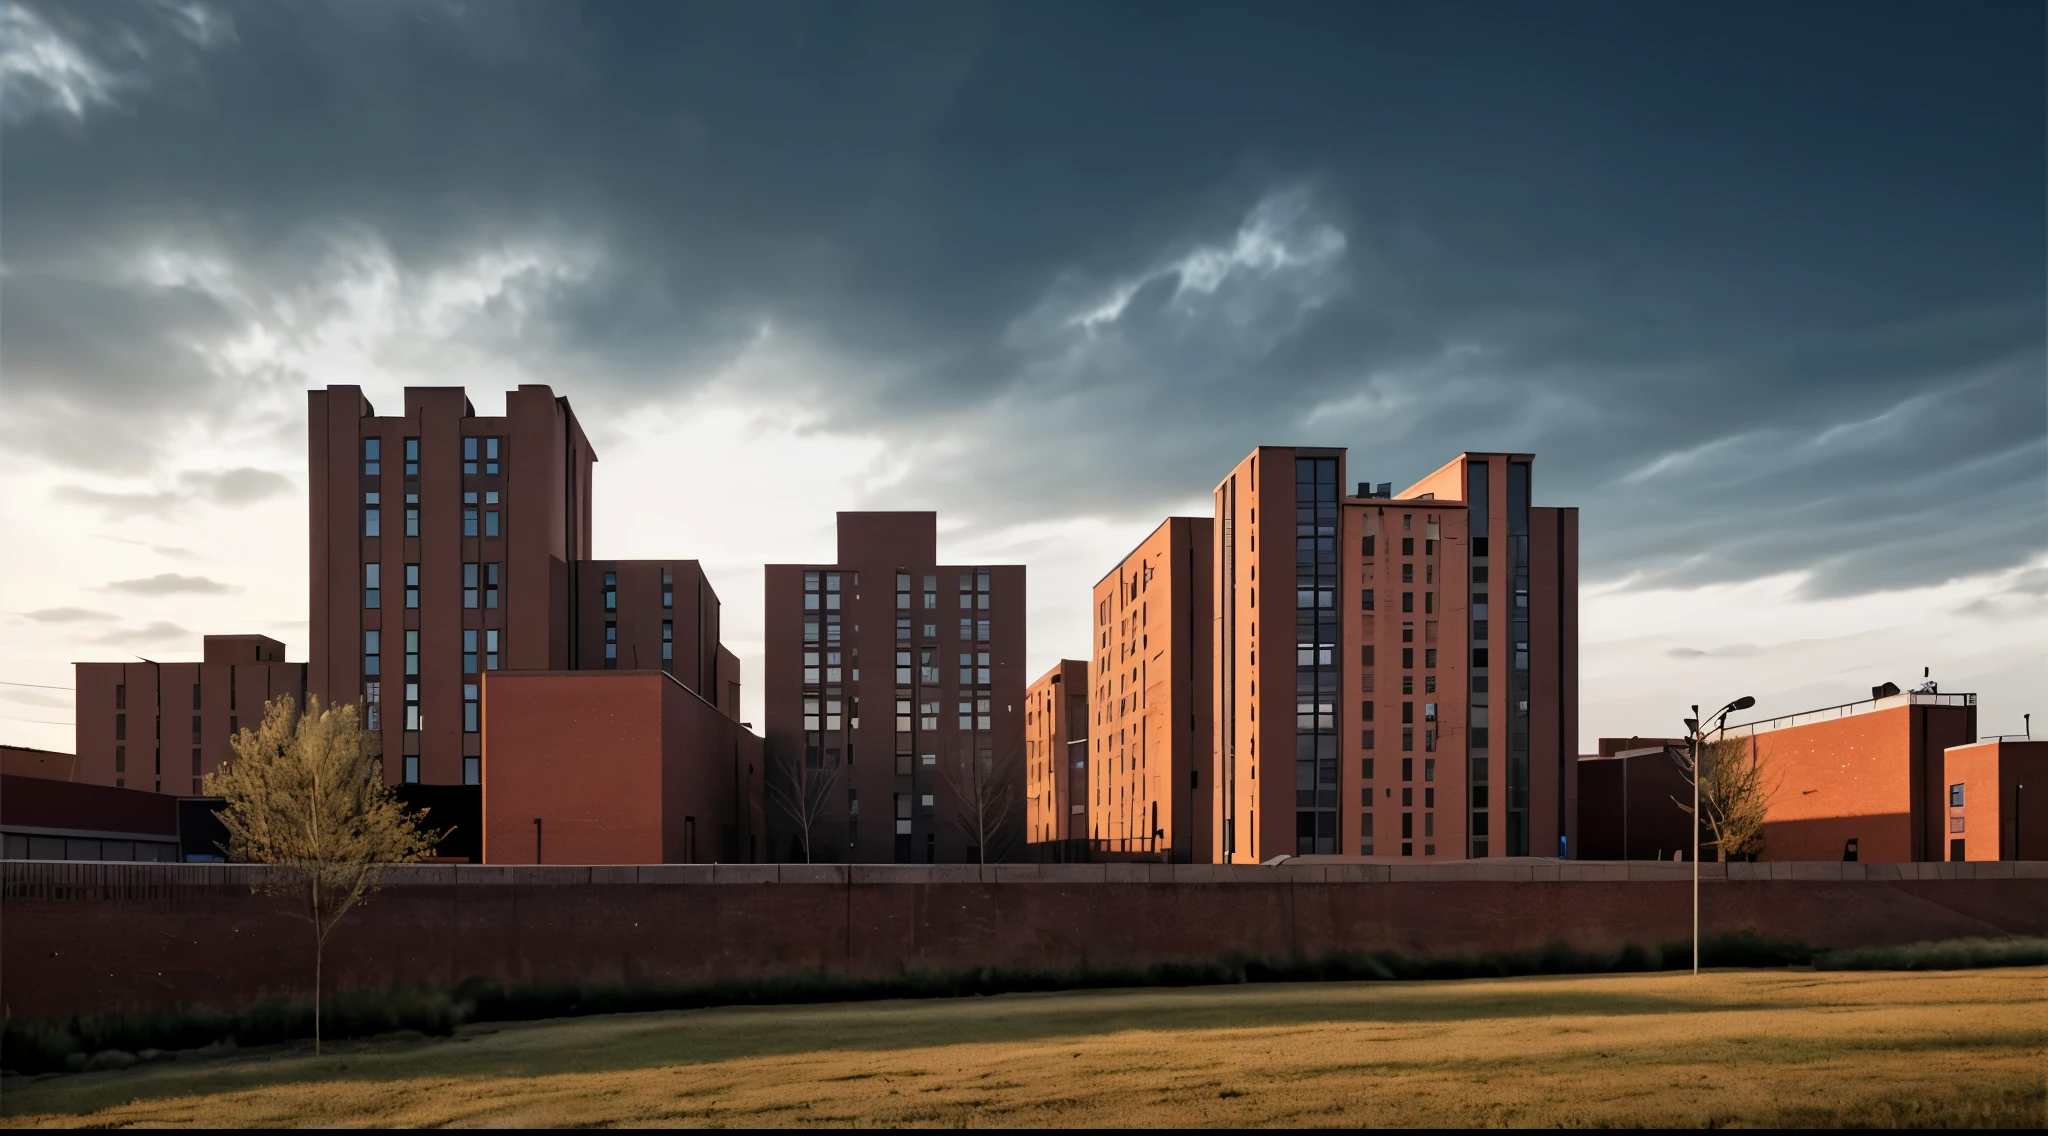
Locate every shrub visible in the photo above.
<box><xmin>1813</xmin><ymin>937</ymin><xmax>2048</xmax><ymax>971</ymax></box>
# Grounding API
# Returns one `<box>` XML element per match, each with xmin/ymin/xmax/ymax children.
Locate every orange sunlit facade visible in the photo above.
<box><xmin>1212</xmin><ymin>447</ymin><xmax>1578</xmax><ymax>863</ymax></box>
<box><xmin>1025</xmin><ymin>660</ymin><xmax>1088</xmax><ymax>848</ymax></box>
<box><xmin>1089</xmin><ymin>517</ymin><xmax>1214</xmax><ymax>860</ymax></box>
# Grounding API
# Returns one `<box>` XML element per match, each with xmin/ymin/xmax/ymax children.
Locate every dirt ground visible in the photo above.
<box><xmin>4</xmin><ymin>967</ymin><xmax>2043</xmax><ymax>1128</ymax></box>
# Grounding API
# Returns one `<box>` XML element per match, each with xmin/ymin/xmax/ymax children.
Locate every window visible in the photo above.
<box><xmin>1361</xmin><ymin>758</ymin><xmax>1375</xmax><ymax>780</ymax></box>
<box><xmin>1363</xmin><ymin>535</ymin><xmax>1375</xmax><ymax>557</ymax></box>
<box><xmin>463</xmin><ymin>683</ymin><xmax>479</xmax><ymax>733</ymax></box>
<box><xmin>977</xmin><ymin>619</ymin><xmax>990</xmax><ymax>642</ymax></box>
<box><xmin>1361</xmin><ymin>729</ymin><xmax>1375</xmax><ymax>749</ymax></box>
<box><xmin>464</xmin><ymin>563</ymin><xmax>480</xmax><ymax>608</ymax></box>
<box><xmin>920</xmin><ymin>701</ymin><xmax>939</xmax><ymax>730</ymax></box>
<box><xmin>1425</xmin><ymin>593</ymin><xmax>1434</xmax><ymax>615</ymax></box>
<box><xmin>464</xmin><ymin>629</ymin><xmax>479</xmax><ymax>674</ymax></box>
<box><xmin>484</xmin><ymin>436</ymin><xmax>500</xmax><ymax>475</ymax></box>
<box><xmin>1402</xmin><ymin>728</ymin><xmax>1414</xmax><ymax>751</ymax></box>
<box><xmin>364</xmin><ymin>630</ymin><xmax>381</xmax><ymax>676</ymax></box>
<box><xmin>485</xmin><ymin>629</ymin><xmax>500</xmax><ymax>670</ymax></box>
<box><xmin>364</xmin><ymin>492</ymin><xmax>381</xmax><ymax>536</ymax></box>
<box><xmin>976</xmin><ymin>652</ymin><xmax>990</xmax><ymax>685</ymax></box>
<box><xmin>920</xmin><ymin>651</ymin><xmax>938</xmax><ymax>684</ymax></box>
<box><xmin>1361</xmin><ymin>700</ymin><xmax>1375</xmax><ymax>721</ymax></box>
<box><xmin>485</xmin><ymin>508</ymin><xmax>499</xmax><ymax>538</ymax></box>
<box><xmin>363</xmin><ymin>437</ymin><xmax>380</xmax><ymax>475</ymax></box>
<box><xmin>463</xmin><ymin>499</ymin><xmax>478</xmax><ymax>536</ymax></box>
<box><xmin>959</xmin><ymin>618</ymin><xmax>972</xmax><ymax>641</ymax></box>
<box><xmin>365</xmin><ymin>563</ymin><xmax>381</xmax><ymax>608</ymax></box>
<box><xmin>896</xmin><ymin>650</ymin><xmax>912</xmax><ymax>685</ymax></box>
<box><xmin>405</xmin><ymin>564</ymin><xmax>420</xmax><ymax>609</ymax></box>
<box><xmin>662</xmin><ymin>620</ymin><xmax>674</xmax><ymax>664</ymax></box>
<box><xmin>404</xmin><ymin>437</ymin><xmax>419</xmax><ymax>476</ymax></box>
<box><xmin>604</xmin><ymin>622</ymin><xmax>618</xmax><ymax>668</ymax></box>
<box><xmin>403</xmin><ymin>631</ymin><xmax>420</xmax><ymax>729</ymax></box>
<box><xmin>463</xmin><ymin>437</ymin><xmax>479</xmax><ymax>475</ymax></box>
<box><xmin>1359</xmin><ymin>812</ymin><xmax>1373</xmax><ymax>856</ymax></box>
<box><xmin>1361</xmin><ymin>589</ymin><xmax>1374</xmax><ymax>611</ymax></box>
<box><xmin>1402</xmin><ymin>563</ymin><xmax>1413</xmax><ymax>584</ymax></box>
<box><xmin>115</xmin><ymin>684</ymin><xmax>126</xmax><ymax>711</ymax></box>
<box><xmin>1403</xmin><ymin>647</ymin><xmax>1414</xmax><ymax>669</ymax></box>
<box><xmin>804</xmin><ymin>651</ymin><xmax>820</xmax><ymax>685</ymax></box>
<box><xmin>1402</xmin><ymin>702</ymin><xmax>1414</xmax><ymax>724</ymax></box>
<box><xmin>1949</xmin><ymin>783</ymin><xmax>1965</xmax><ymax>808</ymax></box>
<box><xmin>485</xmin><ymin>562</ymin><xmax>500</xmax><ymax>608</ymax></box>
<box><xmin>1402</xmin><ymin>537</ymin><xmax>1414</xmax><ymax>556</ymax></box>
<box><xmin>662</xmin><ymin>569</ymin><xmax>673</xmax><ymax>609</ymax></box>
<box><xmin>604</xmin><ymin>571</ymin><xmax>617</xmax><ymax>611</ymax></box>
<box><xmin>403</xmin><ymin>755</ymin><xmax>420</xmax><ymax>784</ymax></box>
<box><xmin>958</xmin><ymin>701</ymin><xmax>975</xmax><ymax>730</ymax></box>
<box><xmin>464</xmin><ymin>757</ymin><xmax>479</xmax><ymax>786</ymax></box>
<box><xmin>1425</xmin><ymin>649</ymin><xmax>1437</xmax><ymax>670</ymax></box>
<box><xmin>1402</xmin><ymin>592</ymin><xmax>1414</xmax><ymax>613</ymax></box>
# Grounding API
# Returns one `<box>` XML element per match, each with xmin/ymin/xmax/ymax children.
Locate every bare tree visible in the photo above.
<box><xmin>767</xmin><ymin>744</ymin><xmax>842</xmax><ymax>863</ymax></box>
<box><xmin>1671</xmin><ymin>734</ymin><xmax>1777</xmax><ymax>861</ymax></box>
<box><xmin>942</xmin><ymin>739</ymin><xmax>1023</xmax><ymax>864</ymax></box>
<box><xmin>204</xmin><ymin>694</ymin><xmax>444</xmax><ymax>1054</ymax></box>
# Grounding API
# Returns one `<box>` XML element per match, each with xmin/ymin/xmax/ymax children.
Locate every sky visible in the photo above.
<box><xmin>2</xmin><ymin>0</ymin><xmax>2044</xmax><ymax>752</ymax></box>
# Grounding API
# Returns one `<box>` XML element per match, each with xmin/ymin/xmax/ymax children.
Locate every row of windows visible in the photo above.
<box><xmin>1359</xmin><ymin>590</ymin><xmax>1435</xmax><ymax>614</ymax></box>
<box><xmin>1357</xmin><ymin>728</ymin><xmax>1435</xmax><ymax>751</ymax></box>
<box><xmin>362</xmin><ymin>437</ymin><xmax>501</xmax><ymax>478</ymax></box>
<box><xmin>363</xmin><ymin>563</ymin><xmax>502</xmax><ymax>609</ymax></box>
<box><xmin>362</xmin><ymin>491</ymin><xmax>501</xmax><ymax>538</ymax></box>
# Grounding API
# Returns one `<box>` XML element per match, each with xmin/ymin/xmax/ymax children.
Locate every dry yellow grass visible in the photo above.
<box><xmin>3</xmin><ymin>968</ymin><xmax>2043</xmax><ymax>1128</ymax></box>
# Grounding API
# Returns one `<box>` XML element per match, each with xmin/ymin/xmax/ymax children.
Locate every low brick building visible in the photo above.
<box><xmin>1726</xmin><ymin>688</ymin><xmax>1977</xmax><ymax>863</ymax></box>
<box><xmin>72</xmin><ymin>634</ymin><xmax>306</xmax><ymax>796</ymax></box>
<box><xmin>481</xmin><ymin>670</ymin><xmax>764</xmax><ymax>865</ymax></box>
<box><xmin>1940</xmin><ymin>737</ymin><xmax>2046</xmax><ymax>861</ymax></box>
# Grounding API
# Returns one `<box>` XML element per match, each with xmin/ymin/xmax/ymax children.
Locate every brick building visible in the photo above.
<box><xmin>1025</xmin><ymin>660</ymin><xmax>1088</xmax><ymax>850</ymax></box>
<box><xmin>308</xmin><ymin>385</ymin><xmax>596</xmax><ymax>789</ymax></box>
<box><xmin>72</xmin><ymin>635</ymin><xmax>306</xmax><ymax>795</ymax></box>
<box><xmin>1211</xmin><ymin>447</ymin><xmax>1578</xmax><ymax>863</ymax></box>
<box><xmin>1941</xmin><ymin>737</ymin><xmax>2046</xmax><ymax>861</ymax></box>
<box><xmin>481</xmin><ymin>670</ymin><xmax>764</xmax><ymax>865</ymax></box>
<box><xmin>573</xmin><ymin>558</ymin><xmax>734</xmax><ymax>707</ymax></box>
<box><xmin>1088</xmin><ymin>517</ymin><xmax>1213</xmax><ymax>861</ymax></box>
<box><xmin>1573</xmin><ymin>737</ymin><xmax>1693</xmax><ymax>861</ymax></box>
<box><xmin>1725</xmin><ymin>688</ymin><xmax>1977</xmax><ymax>862</ymax></box>
<box><xmin>763</xmin><ymin>513</ymin><xmax>1026</xmax><ymax>863</ymax></box>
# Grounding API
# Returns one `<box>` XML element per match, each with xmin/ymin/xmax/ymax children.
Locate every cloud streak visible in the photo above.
<box><xmin>100</xmin><ymin>573</ymin><xmax>241</xmax><ymax>596</ymax></box>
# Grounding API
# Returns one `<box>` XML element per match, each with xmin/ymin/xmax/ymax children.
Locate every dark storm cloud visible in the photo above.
<box><xmin>3</xmin><ymin>0</ymin><xmax>2042</xmax><ymax>596</ymax></box>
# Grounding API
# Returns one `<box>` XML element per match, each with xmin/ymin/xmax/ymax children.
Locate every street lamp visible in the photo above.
<box><xmin>1687</xmin><ymin>694</ymin><xmax>1755</xmax><ymax>976</ymax></box>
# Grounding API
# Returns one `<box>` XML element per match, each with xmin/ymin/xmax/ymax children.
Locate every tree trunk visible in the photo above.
<box><xmin>314</xmin><ymin>923</ymin><xmax>323</xmax><ymax>1057</ymax></box>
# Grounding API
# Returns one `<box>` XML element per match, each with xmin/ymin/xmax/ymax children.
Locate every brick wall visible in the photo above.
<box><xmin>3</xmin><ymin>861</ymin><xmax>2041</xmax><ymax>1022</ymax></box>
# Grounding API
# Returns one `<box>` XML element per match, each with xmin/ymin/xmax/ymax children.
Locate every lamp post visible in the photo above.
<box><xmin>1688</xmin><ymin>694</ymin><xmax>1755</xmax><ymax>976</ymax></box>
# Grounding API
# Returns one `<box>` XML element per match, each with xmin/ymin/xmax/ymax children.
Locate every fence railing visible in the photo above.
<box><xmin>1726</xmin><ymin>691</ymin><xmax>1974</xmax><ymax>738</ymax></box>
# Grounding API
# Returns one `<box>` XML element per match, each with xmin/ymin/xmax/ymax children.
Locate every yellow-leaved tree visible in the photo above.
<box><xmin>203</xmin><ymin>694</ymin><xmax>445</xmax><ymax>1053</ymax></box>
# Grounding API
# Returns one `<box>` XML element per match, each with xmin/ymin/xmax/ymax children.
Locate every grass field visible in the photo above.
<box><xmin>3</xmin><ymin>968</ymin><xmax>2042</xmax><ymax>1128</ymax></box>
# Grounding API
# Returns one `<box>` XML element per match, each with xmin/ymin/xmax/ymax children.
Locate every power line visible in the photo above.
<box><xmin>0</xmin><ymin>679</ymin><xmax>73</xmax><ymax>691</ymax></box>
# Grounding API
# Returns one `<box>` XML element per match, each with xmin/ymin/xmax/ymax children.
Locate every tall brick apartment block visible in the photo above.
<box><xmin>1088</xmin><ymin>517</ymin><xmax>1214</xmax><ymax>861</ymax></box>
<box><xmin>1025</xmin><ymin>660</ymin><xmax>1089</xmax><ymax>848</ymax></box>
<box><xmin>73</xmin><ymin>635</ymin><xmax>305</xmax><ymax>794</ymax></box>
<box><xmin>309</xmin><ymin>385</ymin><xmax>597</xmax><ymax>788</ymax></box>
<box><xmin>763</xmin><ymin>513</ymin><xmax>1025</xmax><ymax>863</ymax></box>
<box><xmin>1211</xmin><ymin>447</ymin><xmax>1577</xmax><ymax>863</ymax></box>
